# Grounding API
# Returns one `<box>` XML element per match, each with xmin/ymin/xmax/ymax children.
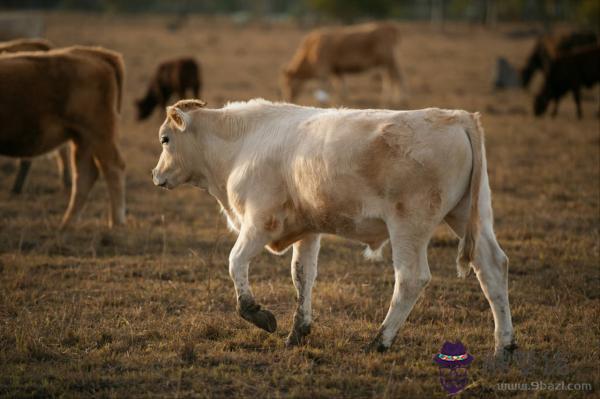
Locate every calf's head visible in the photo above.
<box><xmin>152</xmin><ymin>100</ymin><xmax>206</xmax><ymax>189</ymax></box>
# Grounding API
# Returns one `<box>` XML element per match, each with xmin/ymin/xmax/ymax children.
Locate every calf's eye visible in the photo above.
<box><xmin>160</xmin><ymin>136</ymin><xmax>169</xmax><ymax>144</ymax></box>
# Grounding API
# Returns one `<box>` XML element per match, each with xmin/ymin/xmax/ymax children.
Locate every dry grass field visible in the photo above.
<box><xmin>0</xmin><ymin>12</ymin><xmax>598</xmax><ymax>398</ymax></box>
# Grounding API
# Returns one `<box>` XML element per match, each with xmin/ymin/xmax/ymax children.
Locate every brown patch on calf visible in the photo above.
<box><xmin>395</xmin><ymin>201</ymin><xmax>406</xmax><ymax>216</ymax></box>
<box><xmin>264</xmin><ymin>216</ymin><xmax>279</xmax><ymax>232</ymax></box>
<box><xmin>358</xmin><ymin>121</ymin><xmax>423</xmax><ymax>197</ymax></box>
<box><xmin>312</xmin><ymin>193</ymin><xmax>361</xmax><ymax>233</ymax></box>
<box><xmin>426</xmin><ymin>112</ymin><xmax>458</xmax><ymax>129</ymax></box>
<box><xmin>358</xmin><ymin>124</ymin><xmax>399</xmax><ymax>196</ymax></box>
<box><xmin>429</xmin><ymin>188</ymin><xmax>442</xmax><ymax>213</ymax></box>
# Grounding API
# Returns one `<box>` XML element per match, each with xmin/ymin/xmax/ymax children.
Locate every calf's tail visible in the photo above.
<box><xmin>457</xmin><ymin>112</ymin><xmax>484</xmax><ymax>278</ymax></box>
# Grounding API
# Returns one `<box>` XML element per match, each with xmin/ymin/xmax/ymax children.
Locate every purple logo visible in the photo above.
<box><xmin>433</xmin><ymin>341</ymin><xmax>474</xmax><ymax>395</ymax></box>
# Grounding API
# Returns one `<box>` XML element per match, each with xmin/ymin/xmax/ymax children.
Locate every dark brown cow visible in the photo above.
<box><xmin>0</xmin><ymin>46</ymin><xmax>126</xmax><ymax>227</ymax></box>
<box><xmin>136</xmin><ymin>57</ymin><xmax>201</xmax><ymax>120</ymax></box>
<box><xmin>281</xmin><ymin>22</ymin><xmax>403</xmax><ymax>104</ymax></box>
<box><xmin>533</xmin><ymin>45</ymin><xmax>600</xmax><ymax>119</ymax></box>
<box><xmin>0</xmin><ymin>38</ymin><xmax>71</xmax><ymax>194</ymax></box>
<box><xmin>521</xmin><ymin>31</ymin><xmax>598</xmax><ymax>89</ymax></box>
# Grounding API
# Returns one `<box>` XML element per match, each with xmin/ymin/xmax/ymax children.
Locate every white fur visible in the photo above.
<box><xmin>363</xmin><ymin>241</ymin><xmax>388</xmax><ymax>261</ymax></box>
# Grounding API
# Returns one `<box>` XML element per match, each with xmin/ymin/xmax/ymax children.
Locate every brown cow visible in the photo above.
<box><xmin>0</xmin><ymin>38</ymin><xmax>52</xmax><ymax>53</ymax></box>
<box><xmin>534</xmin><ymin>45</ymin><xmax>600</xmax><ymax>119</ymax></box>
<box><xmin>521</xmin><ymin>31</ymin><xmax>598</xmax><ymax>89</ymax></box>
<box><xmin>0</xmin><ymin>46</ymin><xmax>126</xmax><ymax>227</ymax></box>
<box><xmin>136</xmin><ymin>57</ymin><xmax>201</xmax><ymax>120</ymax></box>
<box><xmin>0</xmin><ymin>38</ymin><xmax>71</xmax><ymax>194</ymax></box>
<box><xmin>281</xmin><ymin>22</ymin><xmax>403</xmax><ymax>105</ymax></box>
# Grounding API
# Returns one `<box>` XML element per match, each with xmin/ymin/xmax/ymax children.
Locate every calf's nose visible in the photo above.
<box><xmin>152</xmin><ymin>169</ymin><xmax>166</xmax><ymax>187</ymax></box>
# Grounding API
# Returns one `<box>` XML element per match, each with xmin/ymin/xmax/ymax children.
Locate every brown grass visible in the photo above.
<box><xmin>1</xmin><ymin>12</ymin><xmax>599</xmax><ymax>398</ymax></box>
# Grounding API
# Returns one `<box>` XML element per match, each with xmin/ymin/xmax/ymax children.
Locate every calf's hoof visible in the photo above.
<box><xmin>364</xmin><ymin>332</ymin><xmax>389</xmax><ymax>353</ymax></box>
<box><xmin>285</xmin><ymin>323</ymin><xmax>311</xmax><ymax>347</ymax></box>
<box><xmin>495</xmin><ymin>341</ymin><xmax>518</xmax><ymax>362</ymax></box>
<box><xmin>237</xmin><ymin>297</ymin><xmax>277</xmax><ymax>333</ymax></box>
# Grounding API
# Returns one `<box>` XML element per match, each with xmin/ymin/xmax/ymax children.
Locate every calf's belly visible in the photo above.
<box><xmin>334</xmin><ymin>217</ymin><xmax>389</xmax><ymax>246</ymax></box>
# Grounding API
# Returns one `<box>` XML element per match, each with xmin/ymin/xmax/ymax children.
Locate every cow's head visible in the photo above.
<box><xmin>280</xmin><ymin>67</ymin><xmax>301</xmax><ymax>103</ymax></box>
<box><xmin>152</xmin><ymin>99</ymin><xmax>207</xmax><ymax>189</ymax></box>
<box><xmin>135</xmin><ymin>96</ymin><xmax>156</xmax><ymax>121</ymax></box>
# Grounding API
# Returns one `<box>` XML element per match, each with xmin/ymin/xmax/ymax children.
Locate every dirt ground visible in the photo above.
<box><xmin>0</xmin><ymin>12</ymin><xmax>598</xmax><ymax>398</ymax></box>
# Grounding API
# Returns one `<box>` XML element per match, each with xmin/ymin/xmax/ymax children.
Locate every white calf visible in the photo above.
<box><xmin>152</xmin><ymin>99</ymin><xmax>515</xmax><ymax>355</ymax></box>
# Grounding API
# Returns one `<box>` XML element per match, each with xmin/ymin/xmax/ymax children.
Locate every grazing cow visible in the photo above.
<box><xmin>534</xmin><ymin>45</ymin><xmax>600</xmax><ymax>119</ymax></box>
<box><xmin>0</xmin><ymin>38</ymin><xmax>71</xmax><ymax>194</ymax></box>
<box><xmin>281</xmin><ymin>22</ymin><xmax>403</xmax><ymax>105</ymax></box>
<box><xmin>152</xmin><ymin>99</ymin><xmax>515</xmax><ymax>356</ymax></box>
<box><xmin>136</xmin><ymin>57</ymin><xmax>201</xmax><ymax>120</ymax></box>
<box><xmin>0</xmin><ymin>46</ymin><xmax>126</xmax><ymax>227</ymax></box>
<box><xmin>521</xmin><ymin>31</ymin><xmax>598</xmax><ymax>89</ymax></box>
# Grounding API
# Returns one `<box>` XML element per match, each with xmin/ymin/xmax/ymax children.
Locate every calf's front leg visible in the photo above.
<box><xmin>286</xmin><ymin>234</ymin><xmax>321</xmax><ymax>347</ymax></box>
<box><xmin>229</xmin><ymin>226</ymin><xmax>277</xmax><ymax>333</ymax></box>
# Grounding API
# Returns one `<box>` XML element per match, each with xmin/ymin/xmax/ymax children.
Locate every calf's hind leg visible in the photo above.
<box><xmin>61</xmin><ymin>141</ymin><xmax>99</xmax><ymax>228</ymax></box>
<box><xmin>473</xmin><ymin>225</ymin><xmax>515</xmax><ymax>358</ymax></box>
<box><xmin>286</xmin><ymin>234</ymin><xmax>321</xmax><ymax>347</ymax></box>
<box><xmin>367</xmin><ymin>219</ymin><xmax>433</xmax><ymax>352</ymax></box>
<box><xmin>445</xmin><ymin>183</ymin><xmax>515</xmax><ymax>358</ymax></box>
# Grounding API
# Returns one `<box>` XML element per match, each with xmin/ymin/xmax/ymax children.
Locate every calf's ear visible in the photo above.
<box><xmin>174</xmin><ymin>99</ymin><xmax>207</xmax><ymax>111</ymax></box>
<box><xmin>167</xmin><ymin>106</ymin><xmax>189</xmax><ymax>132</ymax></box>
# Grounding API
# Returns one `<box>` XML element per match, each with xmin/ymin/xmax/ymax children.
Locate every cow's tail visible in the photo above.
<box><xmin>456</xmin><ymin>112</ymin><xmax>484</xmax><ymax>278</ymax></box>
<box><xmin>71</xmin><ymin>46</ymin><xmax>124</xmax><ymax>113</ymax></box>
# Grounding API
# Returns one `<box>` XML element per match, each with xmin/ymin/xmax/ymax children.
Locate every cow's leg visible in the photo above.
<box><xmin>551</xmin><ymin>99</ymin><xmax>559</xmax><ymax>117</ymax></box>
<box><xmin>367</xmin><ymin>221</ymin><xmax>432</xmax><ymax>352</ymax></box>
<box><xmin>383</xmin><ymin>58</ymin><xmax>403</xmax><ymax>106</ymax></box>
<box><xmin>56</xmin><ymin>145</ymin><xmax>71</xmax><ymax>191</ymax></box>
<box><xmin>11</xmin><ymin>159</ymin><xmax>32</xmax><ymax>195</ymax></box>
<box><xmin>331</xmin><ymin>74</ymin><xmax>347</xmax><ymax>104</ymax></box>
<box><xmin>572</xmin><ymin>88</ymin><xmax>583</xmax><ymax>119</ymax></box>
<box><xmin>286</xmin><ymin>234</ymin><xmax>321</xmax><ymax>347</ymax></box>
<box><xmin>473</xmin><ymin>224</ymin><xmax>516</xmax><ymax>358</ymax></box>
<box><xmin>61</xmin><ymin>141</ymin><xmax>98</xmax><ymax>228</ymax></box>
<box><xmin>93</xmin><ymin>140</ymin><xmax>126</xmax><ymax>227</ymax></box>
<box><xmin>446</xmin><ymin>177</ymin><xmax>515</xmax><ymax>359</ymax></box>
<box><xmin>229</xmin><ymin>226</ymin><xmax>277</xmax><ymax>333</ymax></box>
<box><xmin>380</xmin><ymin>69</ymin><xmax>391</xmax><ymax>106</ymax></box>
